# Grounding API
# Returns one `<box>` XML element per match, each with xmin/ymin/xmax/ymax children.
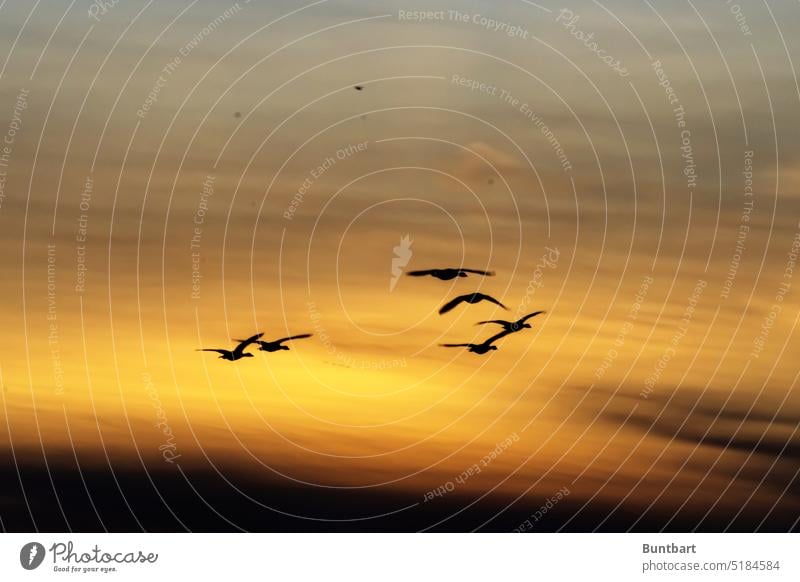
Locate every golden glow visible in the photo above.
<box><xmin>1</xmin><ymin>1</ymin><xmax>799</xmax><ymax>522</ymax></box>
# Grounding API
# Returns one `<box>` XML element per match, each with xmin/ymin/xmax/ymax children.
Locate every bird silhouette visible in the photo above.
<box><xmin>440</xmin><ymin>330</ymin><xmax>512</xmax><ymax>354</ymax></box>
<box><xmin>196</xmin><ymin>333</ymin><xmax>263</xmax><ymax>361</ymax></box>
<box><xmin>476</xmin><ymin>311</ymin><xmax>546</xmax><ymax>332</ymax></box>
<box><xmin>407</xmin><ymin>268</ymin><xmax>494</xmax><ymax>281</ymax></box>
<box><xmin>234</xmin><ymin>333</ymin><xmax>313</xmax><ymax>352</ymax></box>
<box><xmin>438</xmin><ymin>292</ymin><xmax>508</xmax><ymax>315</ymax></box>
<box><xmin>354</xmin><ymin>85</ymin><xmax>364</xmax><ymax>91</ymax></box>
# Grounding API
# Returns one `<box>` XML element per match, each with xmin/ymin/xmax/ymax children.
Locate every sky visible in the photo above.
<box><xmin>1</xmin><ymin>0</ymin><xmax>799</xmax><ymax>531</ymax></box>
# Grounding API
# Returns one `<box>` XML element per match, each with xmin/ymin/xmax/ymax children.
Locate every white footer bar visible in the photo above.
<box><xmin>1</xmin><ymin>533</ymin><xmax>796</xmax><ymax>581</ymax></box>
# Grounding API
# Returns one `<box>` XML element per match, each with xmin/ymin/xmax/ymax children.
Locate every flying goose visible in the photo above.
<box><xmin>197</xmin><ymin>333</ymin><xmax>263</xmax><ymax>361</ymax></box>
<box><xmin>234</xmin><ymin>333</ymin><xmax>314</xmax><ymax>353</ymax></box>
<box><xmin>476</xmin><ymin>311</ymin><xmax>546</xmax><ymax>332</ymax></box>
<box><xmin>440</xmin><ymin>330</ymin><xmax>512</xmax><ymax>355</ymax></box>
<box><xmin>438</xmin><ymin>292</ymin><xmax>508</xmax><ymax>315</ymax></box>
<box><xmin>407</xmin><ymin>268</ymin><xmax>495</xmax><ymax>281</ymax></box>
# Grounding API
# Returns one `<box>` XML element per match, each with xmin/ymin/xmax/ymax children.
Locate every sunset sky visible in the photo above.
<box><xmin>1</xmin><ymin>0</ymin><xmax>799</xmax><ymax>531</ymax></box>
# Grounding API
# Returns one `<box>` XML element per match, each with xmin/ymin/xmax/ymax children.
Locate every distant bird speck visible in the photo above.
<box><xmin>354</xmin><ymin>85</ymin><xmax>364</xmax><ymax>91</ymax></box>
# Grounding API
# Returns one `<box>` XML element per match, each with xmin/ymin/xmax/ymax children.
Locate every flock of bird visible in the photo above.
<box><xmin>197</xmin><ymin>267</ymin><xmax>544</xmax><ymax>360</ymax></box>
<box><xmin>197</xmin><ymin>333</ymin><xmax>312</xmax><ymax>361</ymax></box>
<box><xmin>407</xmin><ymin>268</ymin><xmax>545</xmax><ymax>354</ymax></box>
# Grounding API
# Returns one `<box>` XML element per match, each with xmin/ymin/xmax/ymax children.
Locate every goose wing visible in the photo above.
<box><xmin>475</xmin><ymin>293</ymin><xmax>509</xmax><ymax>310</ymax></box>
<box><xmin>518</xmin><ymin>311</ymin><xmax>546</xmax><ymax>324</ymax></box>
<box><xmin>233</xmin><ymin>332</ymin><xmax>263</xmax><ymax>350</ymax></box>
<box><xmin>459</xmin><ymin>268</ymin><xmax>495</xmax><ymax>276</ymax></box>
<box><xmin>438</xmin><ymin>294</ymin><xmax>469</xmax><ymax>314</ymax></box>
<box><xmin>274</xmin><ymin>333</ymin><xmax>313</xmax><ymax>344</ymax></box>
<box><xmin>482</xmin><ymin>329</ymin><xmax>514</xmax><ymax>346</ymax></box>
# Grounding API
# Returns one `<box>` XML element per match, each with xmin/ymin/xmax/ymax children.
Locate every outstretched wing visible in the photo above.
<box><xmin>459</xmin><ymin>268</ymin><xmax>495</xmax><ymax>276</ymax></box>
<box><xmin>233</xmin><ymin>332</ymin><xmax>263</xmax><ymax>346</ymax></box>
<box><xmin>197</xmin><ymin>349</ymin><xmax>228</xmax><ymax>355</ymax></box>
<box><xmin>275</xmin><ymin>333</ymin><xmax>313</xmax><ymax>344</ymax></box>
<box><xmin>475</xmin><ymin>319</ymin><xmax>508</xmax><ymax>326</ymax></box>
<box><xmin>475</xmin><ymin>293</ymin><xmax>509</xmax><ymax>310</ymax></box>
<box><xmin>438</xmin><ymin>294</ymin><xmax>468</xmax><ymax>314</ymax></box>
<box><xmin>519</xmin><ymin>311</ymin><xmax>546</xmax><ymax>323</ymax></box>
<box><xmin>406</xmin><ymin>269</ymin><xmax>436</xmax><ymax>277</ymax></box>
<box><xmin>482</xmin><ymin>330</ymin><xmax>513</xmax><ymax>346</ymax></box>
<box><xmin>439</xmin><ymin>343</ymin><xmax>471</xmax><ymax>348</ymax></box>
<box><xmin>232</xmin><ymin>333</ymin><xmax>264</xmax><ymax>354</ymax></box>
